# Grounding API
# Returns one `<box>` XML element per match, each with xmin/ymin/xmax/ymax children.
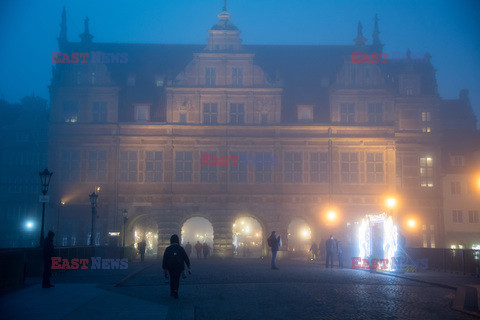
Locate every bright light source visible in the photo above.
<box><xmin>61</xmin><ymin>201</ymin><xmax>65</xmax><ymax>205</ymax></box>
<box><xmin>241</xmin><ymin>221</ymin><xmax>244</xmax><ymax>225</ymax></box>
<box><xmin>301</xmin><ymin>229</ymin><xmax>310</xmax><ymax>239</ymax></box>
<box><xmin>25</xmin><ymin>221</ymin><xmax>34</xmax><ymax>230</ymax></box>
<box><xmin>96</xmin><ymin>187</ymin><xmax>101</xmax><ymax>192</ymax></box>
<box><xmin>386</xmin><ymin>198</ymin><xmax>397</xmax><ymax>208</ymax></box>
<box><xmin>327</xmin><ymin>210</ymin><xmax>336</xmax><ymax>221</ymax></box>
<box><xmin>407</xmin><ymin>219</ymin><xmax>416</xmax><ymax>228</ymax></box>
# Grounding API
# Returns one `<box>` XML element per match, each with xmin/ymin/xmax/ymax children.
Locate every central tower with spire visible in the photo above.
<box><xmin>205</xmin><ymin>1</ymin><xmax>242</xmax><ymax>52</ymax></box>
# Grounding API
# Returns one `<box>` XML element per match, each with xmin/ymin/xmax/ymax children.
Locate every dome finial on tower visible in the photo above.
<box><xmin>353</xmin><ymin>21</ymin><xmax>367</xmax><ymax>46</ymax></box>
<box><xmin>57</xmin><ymin>6</ymin><xmax>67</xmax><ymax>44</ymax></box>
<box><xmin>372</xmin><ymin>14</ymin><xmax>383</xmax><ymax>51</ymax></box>
<box><xmin>79</xmin><ymin>16</ymin><xmax>94</xmax><ymax>43</ymax></box>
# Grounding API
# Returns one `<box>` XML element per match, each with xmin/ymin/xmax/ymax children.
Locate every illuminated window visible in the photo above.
<box><xmin>430</xmin><ymin>234</ymin><xmax>435</xmax><ymax>248</ymax></box>
<box><xmin>232</xmin><ymin>68</ymin><xmax>243</xmax><ymax>87</ymax></box>
<box><xmin>255</xmin><ymin>152</ymin><xmax>273</xmax><ymax>183</ymax></box>
<box><xmin>92</xmin><ymin>102</ymin><xmax>107</xmax><ymax>123</ymax></box>
<box><xmin>119</xmin><ymin>151</ymin><xmax>138</xmax><ymax>182</ymax></box>
<box><xmin>230</xmin><ymin>103</ymin><xmax>245</xmax><ymax>124</ymax></box>
<box><xmin>421</xmin><ymin>111</ymin><xmax>431</xmax><ymax>133</ymax></box>
<box><xmin>205</xmin><ymin>67</ymin><xmax>216</xmax><ymax>87</ymax></box>
<box><xmin>367</xmin><ymin>103</ymin><xmax>383</xmax><ymax>123</ymax></box>
<box><xmin>452</xmin><ymin>210</ymin><xmax>463</xmax><ymax>223</ymax></box>
<box><xmin>284</xmin><ymin>152</ymin><xmax>302</xmax><ymax>183</ymax></box>
<box><xmin>200</xmin><ymin>151</ymin><xmax>217</xmax><ymax>182</ymax></box>
<box><xmin>340</xmin><ymin>103</ymin><xmax>355</xmax><ymax>123</ymax></box>
<box><xmin>175</xmin><ymin>151</ymin><xmax>192</xmax><ymax>182</ymax></box>
<box><xmin>468</xmin><ymin>211</ymin><xmax>479</xmax><ymax>223</ymax></box>
<box><xmin>145</xmin><ymin>151</ymin><xmax>162</xmax><ymax>182</ymax></box>
<box><xmin>423</xmin><ymin>233</ymin><xmax>427</xmax><ymax>248</ymax></box>
<box><xmin>61</xmin><ymin>150</ymin><xmax>80</xmax><ymax>182</ymax></box>
<box><xmin>87</xmin><ymin>150</ymin><xmax>107</xmax><ymax>182</ymax></box>
<box><xmin>420</xmin><ymin>156</ymin><xmax>434</xmax><ymax>187</ymax></box>
<box><xmin>134</xmin><ymin>105</ymin><xmax>150</xmax><ymax>122</ymax></box>
<box><xmin>310</xmin><ymin>152</ymin><xmax>328</xmax><ymax>183</ymax></box>
<box><xmin>203</xmin><ymin>103</ymin><xmax>218</xmax><ymax>124</ymax></box>
<box><xmin>450</xmin><ymin>181</ymin><xmax>461</xmax><ymax>195</ymax></box>
<box><xmin>341</xmin><ymin>153</ymin><xmax>358</xmax><ymax>183</ymax></box>
<box><xmin>62</xmin><ymin>101</ymin><xmax>78</xmax><ymax>123</ymax></box>
<box><xmin>366</xmin><ymin>153</ymin><xmax>384</xmax><ymax>183</ymax></box>
<box><xmin>230</xmin><ymin>151</ymin><xmax>247</xmax><ymax>183</ymax></box>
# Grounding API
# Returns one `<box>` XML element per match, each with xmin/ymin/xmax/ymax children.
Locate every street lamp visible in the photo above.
<box><xmin>122</xmin><ymin>209</ymin><xmax>128</xmax><ymax>248</ymax></box>
<box><xmin>39</xmin><ymin>168</ymin><xmax>53</xmax><ymax>247</ymax></box>
<box><xmin>89</xmin><ymin>191</ymin><xmax>98</xmax><ymax>246</ymax></box>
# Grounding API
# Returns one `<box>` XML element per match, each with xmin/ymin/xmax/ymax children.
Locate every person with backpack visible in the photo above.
<box><xmin>267</xmin><ymin>231</ymin><xmax>281</xmax><ymax>270</ymax></box>
<box><xmin>162</xmin><ymin>234</ymin><xmax>191</xmax><ymax>299</ymax></box>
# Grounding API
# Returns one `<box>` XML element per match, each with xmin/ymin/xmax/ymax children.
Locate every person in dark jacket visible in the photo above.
<box><xmin>309</xmin><ymin>242</ymin><xmax>319</xmax><ymax>261</ymax></box>
<box><xmin>42</xmin><ymin>231</ymin><xmax>55</xmax><ymax>288</ymax></box>
<box><xmin>202</xmin><ymin>242</ymin><xmax>210</xmax><ymax>259</ymax></box>
<box><xmin>162</xmin><ymin>234</ymin><xmax>191</xmax><ymax>299</ymax></box>
<box><xmin>184</xmin><ymin>242</ymin><xmax>192</xmax><ymax>257</ymax></box>
<box><xmin>337</xmin><ymin>240</ymin><xmax>343</xmax><ymax>269</ymax></box>
<box><xmin>137</xmin><ymin>239</ymin><xmax>146</xmax><ymax>262</ymax></box>
<box><xmin>325</xmin><ymin>235</ymin><xmax>336</xmax><ymax>269</ymax></box>
<box><xmin>268</xmin><ymin>231</ymin><xmax>281</xmax><ymax>269</ymax></box>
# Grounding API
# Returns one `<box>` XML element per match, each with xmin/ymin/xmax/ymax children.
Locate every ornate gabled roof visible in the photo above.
<box><xmin>210</xmin><ymin>11</ymin><xmax>239</xmax><ymax>31</ymax></box>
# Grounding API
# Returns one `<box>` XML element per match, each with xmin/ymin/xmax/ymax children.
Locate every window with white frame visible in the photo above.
<box><xmin>452</xmin><ymin>210</ymin><xmax>463</xmax><ymax>223</ymax></box>
<box><xmin>310</xmin><ymin>152</ymin><xmax>328</xmax><ymax>183</ymax></box>
<box><xmin>232</xmin><ymin>68</ymin><xmax>243</xmax><ymax>87</ymax></box>
<box><xmin>366</xmin><ymin>153</ymin><xmax>384</xmax><ymax>183</ymax></box>
<box><xmin>284</xmin><ymin>152</ymin><xmax>302</xmax><ymax>183</ymax></box>
<box><xmin>134</xmin><ymin>105</ymin><xmax>150</xmax><ymax>122</ymax></box>
<box><xmin>340</xmin><ymin>103</ymin><xmax>355</xmax><ymax>123</ymax></box>
<box><xmin>341</xmin><ymin>152</ymin><xmax>359</xmax><ymax>183</ymax></box>
<box><xmin>420</xmin><ymin>156</ymin><xmax>434</xmax><ymax>187</ymax></box>
<box><xmin>468</xmin><ymin>211</ymin><xmax>479</xmax><ymax>223</ymax></box>
<box><xmin>450</xmin><ymin>181</ymin><xmax>461</xmax><ymax>195</ymax></box>
<box><xmin>205</xmin><ymin>67</ymin><xmax>216</xmax><ymax>87</ymax></box>
<box><xmin>119</xmin><ymin>151</ymin><xmax>138</xmax><ymax>182</ymax></box>
<box><xmin>421</xmin><ymin>111</ymin><xmax>431</xmax><ymax>133</ymax></box>
<box><xmin>175</xmin><ymin>151</ymin><xmax>192</xmax><ymax>182</ymax></box>
<box><xmin>145</xmin><ymin>151</ymin><xmax>162</xmax><ymax>182</ymax></box>
<box><xmin>203</xmin><ymin>103</ymin><xmax>218</xmax><ymax>124</ymax></box>
<box><xmin>230</xmin><ymin>103</ymin><xmax>245</xmax><ymax>124</ymax></box>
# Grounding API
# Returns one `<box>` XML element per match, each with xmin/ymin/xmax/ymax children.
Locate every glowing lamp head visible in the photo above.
<box><xmin>25</xmin><ymin>221</ymin><xmax>34</xmax><ymax>230</ymax></box>
<box><xmin>386</xmin><ymin>198</ymin><xmax>397</xmax><ymax>208</ymax></box>
<box><xmin>407</xmin><ymin>219</ymin><xmax>416</xmax><ymax>228</ymax></box>
<box><xmin>327</xmin><ymin>210</ymin><xmax>337</xmax><ymax>221</ymax></box>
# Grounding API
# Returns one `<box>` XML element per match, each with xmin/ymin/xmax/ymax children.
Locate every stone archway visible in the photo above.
<box><xmin>129</xmin><ymin>214</ymin><xmax>159</xmax><ymax>256</ymax></box>
<box><xmin>232</xmin><ymin>216</ymin><xmax>264</xmax><ymax>258</ymax></box>
<box><xmin>181</xmin><ymin>216</ymin><xmax>214</xmax><ymax>259</ymax></box>
<box><xmin>287</xmin><ymin>218</ymin><xmax>313</xmax><ymax>258</ymax></box>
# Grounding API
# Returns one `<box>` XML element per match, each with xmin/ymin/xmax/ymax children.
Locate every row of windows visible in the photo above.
<box><xmin>63</xmin><ymin>101</ymin><xmax>108</xmax><ymax>123</ymax></box>
<box><xmin>452</xmin><ymin>210</ymin><xmax>479</xmax><ymax>224</ymax></box>
<box><xmin>450</xmin><ymin>181</ymin><xmax>478</xmax><ymax>195</ymax></box>
<box><xmin>61</xmin><ymin>150</ymin><xmax>394</xmax><ymax>184</ymax></box>
<box><xmin>205</xmin><ymin>67</ymin><xmax>243</xmax><ymax>88</ymax></box>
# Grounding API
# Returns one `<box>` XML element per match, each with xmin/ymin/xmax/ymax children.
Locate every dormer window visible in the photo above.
<box><xmin>297</xmin><ymin>105</ymin><xmax>313</xmax><ymax>123</ymax></box>
<box><xmin>134</xmin><ymin>104</ymin><xmax>150</xmax><ymax>122</ymax></box>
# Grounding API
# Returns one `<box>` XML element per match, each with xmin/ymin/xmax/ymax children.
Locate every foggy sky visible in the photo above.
<box><xmin>1</xmin><ymin>0</ymin><xmax>479</xmax><ymax>126</ymax></box>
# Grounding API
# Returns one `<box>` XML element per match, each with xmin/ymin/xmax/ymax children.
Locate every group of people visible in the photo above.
<box><xmin>184</xmin><ymin>241</ymin><xmax>211</xmax><ymax>259</ymax></box>
<box><xmin>309</xmin><ymin>235</ymin><xmax>343</xmax><ymax>269</ymax></box>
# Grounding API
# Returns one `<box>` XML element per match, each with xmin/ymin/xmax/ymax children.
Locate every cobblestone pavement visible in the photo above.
<box><xmin>1</xmin><ymin>257</ymin><xmax>477</xmax><ymax>320</ymax></box>
<box><xmin>111</xmin><ymin>257</ymin><xmax>475</xmax><ymax>320</ymax></box>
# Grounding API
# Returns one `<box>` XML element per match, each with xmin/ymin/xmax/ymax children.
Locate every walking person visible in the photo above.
<box><xmin>337</xmin><ymin>240</ymin><xmax>343</xmax><ymax>269</ymax></box>
<box><xmin>309</xmin><ymin>242</ymin><xmax>318</xmax><ymax>261</ymax></box>
<box><xmin>42</xmin><ymin>231</ymin><xmax>55</xmax><ymax>288</ymax></box>
<box><xmin>185</xmin><ymin>242</ymin><xmax>192</xmax><ymax>257</ymax></box>
<box><xmin>137</xmin><ymin>238</ymin><xmax>146</xmax><ymax>262</ymax></box>
<box><xmin>194</xmin><ymin>241</ymin><xmax>203</xmax><ymax>259</ymax></box>
<box><xmin>325</xmin><ymin>235</ymin><xmax>335</xmax><ymax>269</ymax></box>
<box><xmin>267</xmin><ymin>231</ymin><xmax>282</xmax><ymax>269</ymax></box>
<box><xmin>162</xmin><ymin>234</ymin><xmax>191</xmax><ymax>299</ymax></box>
<box><xmin>202</xmin><ymin>242</ymin><xmax>210</xmax><ymax>259</ymax></box>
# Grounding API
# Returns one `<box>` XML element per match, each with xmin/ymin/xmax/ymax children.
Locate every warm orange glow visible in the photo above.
<box><xmin>407</xmin><ymin>219</ymin><xmax>416</xmax><ymax>228</ymax></box>
<box><xmin>327</xmin><ymin>210</ymin><xmax>337</xmax><ymax>221</ymax></box>
<box><xmin>386</xmin><ymin>197</ymin><xmax>397</xmax><ymax>209</ymax></box>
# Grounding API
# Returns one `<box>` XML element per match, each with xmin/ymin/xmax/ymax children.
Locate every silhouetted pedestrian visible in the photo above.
<box><xmin>337</xmin><ymin>240</ymin><xmax>343</xmax><ymax>268</ymax></box>
<box><xmin>185</xmin><ymin>242</ymin><xmax>192</xmax><ymax>257</ymax></box>
<box><xmin>137</xmin><ymin>239</ymin><xmax>146</xmax><ymax>262</ymax></box>
<box><xmin>267</xmin><ymin>231</ymin><xmax>282</xmax><ymax>269</ymax></box>
<box><xmin>42</xmin><ymin>231</ymin><xmax>55</xmax><ymax>288</ymax></box>
<box><xmin>194</xmin><ymin>241</ymin><xmax>203</xmax><ymax>259</ymax></box>
<box><xmin>162</xmin><ymin>234</ymin><xmax>191</xmax><ymax>299</ymax></box>
<box><xmin>202</xmin><ymin>242</ymin><xmax>210</xmax><ymax>259</ymax></box>
<box><xmin>325</xmin><ymin>235</ymin><xmax>335</xmax><ymax>269</ymax></box>
<box><xmin>309</xmin><ymin>242</ymin><xmax>318</xmax><ymax>261</ymax></box>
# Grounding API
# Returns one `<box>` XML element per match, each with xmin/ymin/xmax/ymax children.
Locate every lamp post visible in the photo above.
<box><xmin>89</xmin><ymin>191</ymin><xmax>98</xmax><ymax>246</ymax></box>
<box><xmin>39</xmin><ymin>168</ymin><xmax>53</xmax><ymax>247</ymax></box>
<box><xmin>122</xmin><ymin>209</ymin><xmax>128</xmax><ymax>248</ymax></box>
